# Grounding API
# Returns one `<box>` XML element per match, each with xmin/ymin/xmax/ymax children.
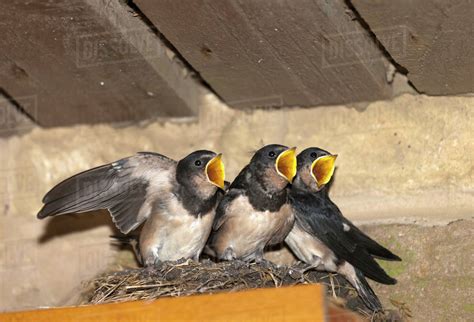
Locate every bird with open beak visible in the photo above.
<box><xmin>209</xmin><ymin>144</ymin><xmax>297</xmax><ymax>261</ymax></box>
<box><xmin>37</xmin><ymin>150</ymin><xmax>226</xmax><ymax>266</ymax></box>
<box><xmin>285</xmin><ymin>147</ymin><xmax>401</xmax><ymax>311</ymax></box>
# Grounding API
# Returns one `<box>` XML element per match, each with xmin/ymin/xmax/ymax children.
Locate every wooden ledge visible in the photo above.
<box><xmin>1</xmin><ymin>284</ymin><xmax>362</xmax><ymax>321</ymax></box>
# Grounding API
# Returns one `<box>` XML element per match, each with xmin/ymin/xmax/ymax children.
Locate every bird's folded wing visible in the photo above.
<box><xmin>318</xmin><ymin>198</ymin><xmax>400</xmax><ymax>261</ymax></box>
<box><xmin>37</xmin><ymin>152</ymin><xmax>175</xmax><ymax>234</ymax></box>
<box><xmin>294</xmin><ymin>202</ymin><xmax>397</xmax><ymax>285</ymax></box>
<box><xmin>345</xmin><ymin>220</ymin><xmax>401</xmax><ymax>261</ymax></box>
<box><xmin>212</xmin><ymin>166</ymin><xmax>250</xmax><ymax>230</ymax></box>
<box><xmin>213</xmin><ymin>189</ymin><xmax>242</xmax><ymax>230</ymax></box>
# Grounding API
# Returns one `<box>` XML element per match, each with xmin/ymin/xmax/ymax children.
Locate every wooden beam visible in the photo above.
<box><xmin>0</xmin><ymin>92</ymin><xmax>35</xmax><ymax>136</ymax></box>
<box><xmin>352</xmin><ymin>0</ymin><xmax>473</xmax><ymax>95</ymax></box>
<box><xmin>135</xmin><ymin>0</ymin><xmax>392</xmax><ymax>109</ymax></box>
<box><xmin>0</xmin><ymin>0</ymin><xmax>200</xmax><ymax>127</ymax></box>
<box><xmin>0</xmin><ymin>285</ymin><xmax>331</xmax><ymax>322</ymax></box>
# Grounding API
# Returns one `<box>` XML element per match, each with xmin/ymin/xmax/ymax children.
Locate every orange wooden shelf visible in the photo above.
<box><xmin>1</xmin><ymin>284</ymin><xmax>362</xmax><ymax>321</ymax></box>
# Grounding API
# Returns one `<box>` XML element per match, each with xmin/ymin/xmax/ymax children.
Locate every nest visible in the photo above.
<box><xmin>82</xmin><ymin>259</ymin><xmax>402</xmax><ymax>321</ymax></box>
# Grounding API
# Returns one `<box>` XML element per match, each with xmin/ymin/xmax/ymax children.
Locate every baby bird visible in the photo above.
<box><xmin>286</xmin><ymin>147</ymin><xmax>401</xmax><ymax>311</ymax></box>
<box><xmin>38</xmin><ymin>150</ymin><xmax>225</xmax><ymax>266</ymax></box>
<box><xmin>210</xmin><ymin>144</ymin><xmax>297</xmax><ymax>261</ymax></box>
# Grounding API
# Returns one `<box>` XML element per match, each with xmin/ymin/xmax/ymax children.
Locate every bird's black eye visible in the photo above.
<box><xmin>194</xmin><ymin>160</ymin><xmax>202</xmax><ymax>166</ymax></box>
<box><xmin>268</xmin><ymin>151</ymin><xmax>276</xmax><ymax>158</ymax></box>
<box><xmin>310</xmin><ymin>152</ymin><xmax>318</xmax><ymax>159</ymax></box>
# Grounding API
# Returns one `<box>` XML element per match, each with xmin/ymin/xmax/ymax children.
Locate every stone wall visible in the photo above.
<box><xmin>0</xmin><ymin>93</ymin><xmax>472</xmax><ymax>311</ymax></box>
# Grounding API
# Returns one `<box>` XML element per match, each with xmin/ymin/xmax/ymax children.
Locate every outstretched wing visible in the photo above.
<box><xmin>291</xmin><ymin>193</ymin><xmax>398</xmax><ymax>285</ymax></box>
<box><xmin>37</xmin><ymin>152</ymin><xmax>175</xmax><ymax>234</ymax></box>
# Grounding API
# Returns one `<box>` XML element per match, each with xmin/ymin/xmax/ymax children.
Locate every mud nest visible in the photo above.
<box><xmin>82</xmin><ymin>259</ymin><xmax>403</xmax><ymax>321</ymax></box>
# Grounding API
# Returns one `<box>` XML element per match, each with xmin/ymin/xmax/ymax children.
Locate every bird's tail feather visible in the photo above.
<box><xmin>353</xmin><ymin>269</ymin><xmax>383</xmax><ymax>312</ymax></box>
<box><xmin>340</xmin><ymin>262</ymin><xmax>383</xmax><ymax>312</ymax></box>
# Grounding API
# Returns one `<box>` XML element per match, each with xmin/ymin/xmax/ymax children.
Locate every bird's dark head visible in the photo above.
<box><xmin>249</xmin><ymin>144</ymin><xmax>297</xmax><ymax>192</ymax></box>
<box><xmin>176</xmin><ymin>150</ymin><xmax>225</xmax><ymax>198</ymax></box>
<box><xmin>294</xmin><ymin>147</ymin><xmax>337</xmax><ymax>192</ymax></box>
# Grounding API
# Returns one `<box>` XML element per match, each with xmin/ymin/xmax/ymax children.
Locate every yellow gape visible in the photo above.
<box><xmin>276</xmin><ymin>147</ymin><xmax>297</xmax><ymax>183</ymax></box>
<box><xmin>206</xmin><ymin>154</ymin><xmax>225</xmax><ymax>189</ymax></box>
<box><xmin>311</xmin><ymin>155</ymin><xmax>337</xmax><ymax>187</ymax></box>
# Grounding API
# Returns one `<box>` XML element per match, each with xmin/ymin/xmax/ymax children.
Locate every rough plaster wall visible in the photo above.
<box><xmin>0</xmin><ymin>93</ymin><xmax>473</xmax><ymax>311</ymax></box>
<box><xmin>266</xmin><ymin>220</ymin><xmax>474</xmax><ymax>321</ymax></box>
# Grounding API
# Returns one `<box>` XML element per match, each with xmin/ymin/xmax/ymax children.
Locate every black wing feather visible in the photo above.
<box><xmin>291</xmin><ymin>192</ymin><xmax>398</xmax><ymax>285</ymax></box>
<box><xmin>317</xmin><ymin>190</ymin><xmax>400</xmax><ymax>261</ymax></box>
<box><xmin>345</xmin><ymin>220</ymin><xmax>401</xmax><ymax>261</ymax></box>
<box><xmin>322</xmin><ymin>195</ymin><xmax>401</xmax><ymax>261</ymax></box>
<box><xmin>212</xmin><ymin>166</ymin><xmax>250</xmax><ymax>230</ymax></box>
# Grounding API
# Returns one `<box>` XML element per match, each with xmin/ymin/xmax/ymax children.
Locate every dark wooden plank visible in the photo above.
<box><xmin>0</xmin><ymin>92</ymin><xmax>35</xmax><ymax>137</ymax></box>
<box><xmin>0</xmin><ymin>0</ymin><xmax>195</xmax><ymax>127</ymax></box>
<box><xmin>135</xmin><ymin>0</ymin><xmax>392</xmax><ymax>108</ymax></box>
<box><xmin>352</xmin><ymin>0</ymin><xmax>473</xmax><ymax>95</ymax></box>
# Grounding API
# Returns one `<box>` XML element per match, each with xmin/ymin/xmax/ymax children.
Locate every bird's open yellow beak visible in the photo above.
<box><xmin>206</xmin><ymin>154</ymin><xmax>225</xmax><ymax>189</ymax></box>
<box><xmin>276</xmin><ymin>147</ymin><xmax>297</xmax><ymax>183</ymax></box>
<box><xmin>311</xmin><ymin>154</ymin><xmax>337</xmax><ymax>187</ymax></box>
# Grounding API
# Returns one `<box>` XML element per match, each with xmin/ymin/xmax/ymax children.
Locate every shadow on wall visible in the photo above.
<box><xmin>38</xmin><ymin>210</ymin><xmax>117</xmax><ymax>243</ymax></box>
